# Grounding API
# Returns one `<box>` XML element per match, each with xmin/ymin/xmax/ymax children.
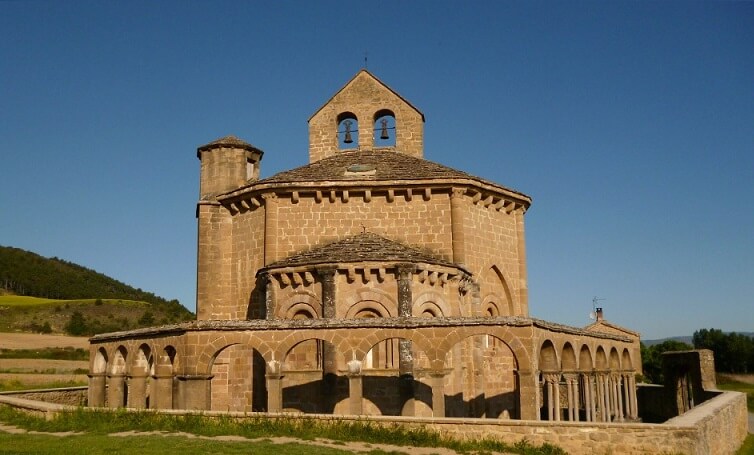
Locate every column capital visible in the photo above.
<box><xmin>450</xmin><ymin>187</ymin><xmax>466</xmax><ymax>199</ymax></box>
<box><xmin>316</xmin><ymin>265</ymin><xmax>338</xmax><ymax>280</ymax></box>
<box><xmin>562</xmin><ymin>373</ymin><xmax>579</xmax><ymax>383</ymax></box>
<box><xmin>543</xmin><ymin>372</ymin><xmax>561</xmax><ymax>383</ymax></box>
<box><xmin>346</xmin><ymin>359</ymin><xmax>362</xmax><ymax>377</ymax></box>
<box><xmin>395</xmin><ymin>263</ymin><xmax>415</xmax><ymax>277</ymax></box>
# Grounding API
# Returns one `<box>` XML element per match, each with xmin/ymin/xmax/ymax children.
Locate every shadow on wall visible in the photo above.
<box><xmin>280</xmin><ymin>375</ymin><xmax>517</xmax><ymax>418</ymax></box>
<box><xmin>638</xmin><ymin>349</ymin><xmax>720</xmax><ymax>423</ymax></box>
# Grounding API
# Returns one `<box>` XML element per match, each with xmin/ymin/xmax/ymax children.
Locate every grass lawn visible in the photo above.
<box><xmin>0</xmin><ymin>432</ymin><xmax>363</xmax><ymax>455</ymax></box>
<box><xmin>0</xmin><ymin>296</ymin><xmax>64</xmax><ymax>306</ymax></box>
<box><xmin>0</xmin><ymin>296</ymin><xmax>145</xmax><ymax>307</ymax></box>
<box><xmin>738</xmin><ymin>434</ymin><xmax>754</xmax><ymax>455</ymax></box>
<box><xmin>0</xmin><ymin>406</ymin><xmax>567</xmax><ymax>455</ymax></box>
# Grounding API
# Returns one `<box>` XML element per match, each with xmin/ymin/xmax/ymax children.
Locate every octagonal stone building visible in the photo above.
<box><xmin>88</xmin><ymin>70</ymin><xmax>641</xmax><ymax>422</ymax></box>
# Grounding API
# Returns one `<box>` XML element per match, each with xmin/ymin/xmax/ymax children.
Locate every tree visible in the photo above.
<box><xmin>693</xmin><ymin>328</ymin><xmax>754</xmax><ymax>373</ymax></box>
<box><xmin>138</xmin><ymin>310</ymin><xmax>155</xmax><ymax>326</ymax></box>
<box><xmin>641</xmin><ymin>340</ymin><xmax>693</xmax><ymax>384</ymax></box>
<box><xmin>64</xmin><ymin>311</ymin><xmax>88</xmax><ymax>336</ymax></box>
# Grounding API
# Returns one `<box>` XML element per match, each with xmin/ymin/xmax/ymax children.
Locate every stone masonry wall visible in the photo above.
<box><xmin>460</xmin><ymin>194</ymin><xmax>526</xmax><ymax>316</ymax></box>
<box><xmin>274</xmin><ymin>191</ymin><xmax>453</xmax><ymax>264</ymax></box>
<box><xmin>230</xmin><ymin>206</ymin><xmax>266</xmax><ymax>319</ymax></box>
<box><xmin>309</xmin><ymin>71</ymin><xmax>424</xmax><ymax>163</ymax></box>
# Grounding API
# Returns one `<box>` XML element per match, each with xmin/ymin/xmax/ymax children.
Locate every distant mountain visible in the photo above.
<box><xmin>0</xmin><ymin>245</ymin><xmax>192</xmax><ymax>316</ymax></box>
<box><xmin>643</xmin><ymin>333</ymin><xmax>754</xmax><ymax>347</ymax></box>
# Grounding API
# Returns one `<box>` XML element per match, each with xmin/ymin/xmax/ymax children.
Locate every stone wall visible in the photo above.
<box><xmin>4</xmin><ymin>388</ymin><xmax>743</xmax><ymax>454</ymax></box>
<box><xmin>308</xmin><ymin>70</ymin><xmax>424</xmax><ymax>162</ymax></box>
<box><xmin>0</xmin><ymin>387</ymin><xmax>87</xmax><ymax>407</ymax></box>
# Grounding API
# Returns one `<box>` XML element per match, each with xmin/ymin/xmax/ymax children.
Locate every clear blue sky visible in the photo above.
<box><xmin>1</xmin><ymin>1</ymin><xmax>752</xmax><ymax>340</ymax></box>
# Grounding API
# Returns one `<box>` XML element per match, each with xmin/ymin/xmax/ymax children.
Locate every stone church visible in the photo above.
<box><xmin>88</xmin><ymin>70</ymin><xmax>641</xmax><ymax>422</ymax></box>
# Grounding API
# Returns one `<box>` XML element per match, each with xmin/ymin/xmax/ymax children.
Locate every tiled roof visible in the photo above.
<box><xmin>197</xmin><ymin>135</ymin><xmax>262</xmax><ymax>153</ymax></box>
<box><xmin>262</xmin><ymin>232</ymin><xmax>459</xmax><ymax>270</ymax></box>
<box><xmin>254</xmin><ymin>150</ymin><xmax>525</xmax><ymax>196</ymax></box>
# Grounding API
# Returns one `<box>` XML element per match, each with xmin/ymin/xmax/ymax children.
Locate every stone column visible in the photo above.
<box><xmin>543</xmin><ymin>373</ymin><xmax>561</xmax><ymax>421</ymax></box>
<box><xmin>266</xmin><ymin>360</ymin><xmax>283</xmax><ymax>413</ymax></box>
<box><xmin>629</xmin><ymin>374</ymin><xmax>639</xmax><ymax>419</ymax></box>
<box><xmin>449</xmin><ymin>188</ymin><xmax>466</xmax><ymax>265</ymax></box>
<box><xmin>318</xmin><ymin>267</ymin><xmax>338</xmax><ymax>375</ymax></box>
<box><xmin>580</xmin><ymin>373</ymin><xmax>593</xmax><ymax>422</ymax></box>
<box><xmin>396</xmin><ymin>265</ymin><xmax>415</xmax><ymax>415</ymax></box>
<box><xmin>517</xmin><ymin>369</ymin><xmax>539</xmax><ymax>420</ymax></box>
<box><xmin>514</xmin><ymin>207</ymin><xmax>529</xmax><ymax>314</ymax></box>
<box><xmin>263</xmin><ymin>274</ymin><xmax>276</xmax><ymax>320</ymax></box>
<box><xmin>127</xmin><ymin>374</ymin><xmax>148</xmax><ymax>409</ymax></box>
<box><xmin>346</xmin><ymin>360</ymin><xmax>363</xmax><ymax>415</ymax></box>
<box><xmin>596</xmin><ymin>373</ymin><xmax>607</xmax><ymax>422</ymax></box>
<box><xmin>175</xmin><ymin>374</ymin><xmax>212</xmax><ymax>410</ymax></box>
<box><xmin>106</xmin><ymin>374</ymin><xmax>126</xmax><ymax>408</ymax></box>
<box><xmin>614</xmin><ymin>374</ymin><xmax>625</xmax><ymax>422</ymax></box>
<box><xmin>152</xmin><ymin>374</ymin><xmax>174</xmax><ymax>410</ymax></box>
<box><xmin>622</xmin><ymin>373</ymin><xmax>632</xmax><ymax>419</ymax></box>
<box><xmin>428</xmin><ymin>370</ymin><xmax>447</xmax><ymax>418</ymax></box>
<box><xmin>263</xmin><ymin>193</ymin><xmax>278</xmax><ymax>265</ymax></box>
<box><xmin>564</xmin><ymin>373</ymin><xmax>579</xmax><ymax>421</ymax></box>
<box><xmin>88</xmin><ymin>373</ymin><xmax>106</xmax><ymax>407</ymax></box>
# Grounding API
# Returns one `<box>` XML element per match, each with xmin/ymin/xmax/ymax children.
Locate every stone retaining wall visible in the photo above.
<box><xmin>0</xmin><ymin>389</ymin><xmax>746</xmax><ymax>454</ymax></box>
<box><xmin>0</xmin><ymin>387</ymin><xmax>87</xmax><ymax>407</ymax></box>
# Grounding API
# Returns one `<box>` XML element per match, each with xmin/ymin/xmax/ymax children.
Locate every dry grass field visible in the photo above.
<box><xmin>0</xmin><ymin>333</ymin><xmax>89</xmax><ymax>350</ymax></box>
<box><xmin>0</xmin><ymin>333</ymin><xmax>89</xmax><ymax>390</ymax></box>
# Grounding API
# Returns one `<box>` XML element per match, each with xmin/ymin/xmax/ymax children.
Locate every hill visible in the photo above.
<box><xmin>0</xmin><ymin>246</ymin><xmax>194</xmax><ymax>335</ymax></box>
<box><xmin>0</xmin><ymin>296</ymin><xmax>193</xmax><ymax>336</ymax></box>
<box><xmin>0</xmin><ymin>245</ymin><xmax>182</xmax><ymax>306</ymax></box>
<box><xmin>643</xmin><ymin>332</ymin><xmax>754</xmax><ymax>347</ymax></box>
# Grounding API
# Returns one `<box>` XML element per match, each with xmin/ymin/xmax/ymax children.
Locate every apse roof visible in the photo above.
<box><xmin>246</xmin><ymin>149</ymin><xmax>529</xmax><ymax>199</ymax></box>
<box><xmin>261</xmin><ymin>232</ymin><xmax>461</xmax><ymax>271</ymax></box>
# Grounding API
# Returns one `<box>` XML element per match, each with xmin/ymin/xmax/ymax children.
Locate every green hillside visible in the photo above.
<box><xmin>0</xmin><ymin>246</ymin><xmax>194</xmax><ymax>335</ymax></box>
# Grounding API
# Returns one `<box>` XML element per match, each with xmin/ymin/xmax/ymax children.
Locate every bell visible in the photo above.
<box><xmin>343</xmin><ymin>119</ymin><xmax>354</xmax><ymax>144</ymax></box>
<box><xmin>380</xmin><ymin>118</ymin><xmax>389</xmax><ymax>140</ymax></box>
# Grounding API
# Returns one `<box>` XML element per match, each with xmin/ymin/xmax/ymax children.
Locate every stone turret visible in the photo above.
<box><xmin>197</xmin><ymin>135</ymin><xmax>263</xmax><ymax>199</ymax></box>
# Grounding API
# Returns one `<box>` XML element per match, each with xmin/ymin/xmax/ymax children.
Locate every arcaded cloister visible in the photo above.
<box><xmin>88</xmin><ymin>70</ymin><xmax>642</xmax><ymax>423</ymax></box>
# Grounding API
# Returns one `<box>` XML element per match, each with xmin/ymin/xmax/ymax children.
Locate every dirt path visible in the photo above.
<box><xmin>110</xmin><ymin>430</ymin><xmax>475</xmax><ymax>454</ymax></box>
<box><xmin>0</xmin><ymin>333</ymin><xmax>89</xmax><ymax>350</ymax></box>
